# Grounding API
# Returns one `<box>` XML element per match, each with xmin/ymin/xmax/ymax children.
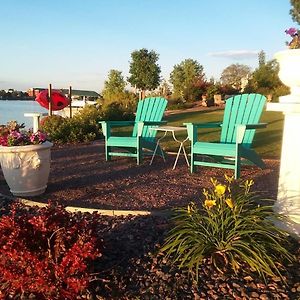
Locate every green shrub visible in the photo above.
<box><xmin>40</xmin><ymin>115</ymin><xmax>70</xmax><ymax>144</ymax></box>
<box><xmin>101</xmin><ymin>100</ymin><xmax>135</xmax><ymax>120</ymax></box>
<box><xmin>40</xmin><ymin>106</ymin><xmax>102</xmax><ymax>144</ymax></box>
<box><xmin>161</xmin><ymin>175</ymin><xmax>294</xmax><ymax>282</ymax></box>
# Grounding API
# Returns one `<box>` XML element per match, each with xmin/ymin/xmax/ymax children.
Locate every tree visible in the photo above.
<box><xmin>244</xmin><ymin>59</ymin><xmax>289</xmax><ymax>98</ymax></box>
<box><xmin>258</xmin><ymin>50</ymin><xmax>266</xmax><ymax>67</ymax></box>
<box><xmin>220</xmin><ymin>63</ymin><xmax>251</xmax><ymax>91</ymax></box>
<box><xmin>158</xmin><ymin>79</ymin><xmax>172</xmax><ymax>98</ymax></box>
<box><xmin>170</xmin><ymin>59</ymin><xmax>205</xmax><ymax>101</ymax></box>
<box><xmin>127</xmin><ymin>48</ymin><xmax>161</xmax><ymax>98</ymax></box>
<box><xmin>290</xmin><ymin>0</ymin><xmax>300</xmax><ymax>24</ymax></box>
<box><xmin>102</xmin><ymin>69</ymin><xmax>126</xmax><ymax>101</ymax></box>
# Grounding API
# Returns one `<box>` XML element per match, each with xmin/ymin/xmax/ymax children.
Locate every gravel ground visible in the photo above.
<box><xmin>0</xmin><ymin>141</ymin><xmax>281</xmax><ymax>211</ymax></box>
<box><xmin>0</xmin><ymin>142</ymin><xmax>299</xmax><ymax>299</ymax></box>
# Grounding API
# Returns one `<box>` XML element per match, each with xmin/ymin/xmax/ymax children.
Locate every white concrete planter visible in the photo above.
<box><xmin>0</xmin><ymin>141</ymin><xmax>53</xmax><ymax>197</ymax></box>
<box><xmin>266</xmin><ymin>49</ymin><xmax>300</xmax><ymax>238</ymax></box>
<box><xmin>275</xmin><ymin>49</ymin><xmax>300</xmax><ymax>102</ymax></box>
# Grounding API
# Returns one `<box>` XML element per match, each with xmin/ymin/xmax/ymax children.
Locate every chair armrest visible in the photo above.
<box><xmin>244</xmin><ymin>123</ymin><xmax>267</xmax><ymax>129</ymax></box>
<box><xmin>184</xmin><ymin>122</ymin><xmax>222</xmax><ymax>143</ymax></box>
<box><xmin>99</xmin><ymin>120</ymin><xmax>136</xmax><ymax>127</ymax></box>
<box><xmin>142</xmin><ymin>121</ymin><xmax>167</xmax><ymax>126</ymax></box>
<box><xmin>100</xmin><ymin>120</ymin><xmax>136</xmax><ymax>138</ymax></box>
<box><xmin>236</xmin><ymin>123</ymin><xmax>267</xmax><ymax>144</ymax></box>
<box><xmin>136</xmin><ymin>121</ymin><xmax>167</xmax><ymax>136</ymax></box>
<box><xmin>184</xmin><ymin>122</ymin><xmax>222</xmax><ymax>129</ymax></box>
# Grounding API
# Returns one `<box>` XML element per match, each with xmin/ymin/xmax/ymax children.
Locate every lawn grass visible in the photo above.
<box><xmin>111</xmin><ymin>108</ymin><xmax>284</xmax><ymax>159</ymax></box>
<box><xmin>161</xmin><ymin>108</ymin><xmax>284</xmax><ymax>158</ymax></box>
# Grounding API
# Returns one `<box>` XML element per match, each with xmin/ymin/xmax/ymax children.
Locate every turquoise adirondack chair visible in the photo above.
<box><xmin>185</xmin><ymin>93</ymin><xmax>267</xmax><ymax>179</ymax></box>
<box><xmin>100</xmin><ymin>97</ymin><xmax>168</xmax><ymax>164</ymax></box>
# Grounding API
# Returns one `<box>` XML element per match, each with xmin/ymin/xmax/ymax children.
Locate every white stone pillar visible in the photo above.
<box><xmin>24</xmin><ymin>112</ymin><xmax>45</xmax><ymax>132</ymax></box>
<box><xmin>266</xmin><ymin>49</ymin><xmax>300</xmax><ymax>238</ymax></box>
<box><xmin>267</xmin><ymin>100</ymin><xmax>300</xmax><ymax>238</ymax></box>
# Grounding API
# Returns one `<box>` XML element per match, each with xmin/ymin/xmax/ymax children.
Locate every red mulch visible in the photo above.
<box><xmin>0</xmin><ymin>141</ymin><xmax>280</xmax><ymax>211</ymax></box>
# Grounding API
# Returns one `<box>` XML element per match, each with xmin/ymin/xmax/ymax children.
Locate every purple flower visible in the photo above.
<box><xmin>285</xmin><ymin>27</ymin><xmax>300</xmax><ymax>49</ymax></box>
<box><xmin>285</xmin><ymin>27</ymin><xmax>298</xmax><ymax>36</ymax></box>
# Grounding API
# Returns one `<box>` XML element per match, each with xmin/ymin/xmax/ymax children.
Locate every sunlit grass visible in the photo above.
<box><xmin>162</xmin><ymin>109</ymin><xmax>283</xmax><ymax>158</ymax></box>
<box><xmin>112</xmin><ymin>108</ymin><xmax>284</xmax><ymax>159</ymax></box>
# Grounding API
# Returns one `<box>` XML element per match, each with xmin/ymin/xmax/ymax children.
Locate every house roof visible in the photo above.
<box><xmin>61</xmin><ymin>89</ymin><xmax>100</xmax><ymax>97</ymax></box>
<box><xmin>29</xmin><ymin>88</ymin><xmax>100</xmax><ymax>97</ymax></box>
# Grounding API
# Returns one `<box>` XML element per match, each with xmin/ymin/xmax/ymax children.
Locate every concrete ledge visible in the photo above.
<box><xmin>19</xmin><ymin>199</ymin><xmax>152</xmax><ymax>216</ymax></box>
<box><xmin>1</xmin><ymin>194</ymin><xmax>170</xmax><ymax>217</ymax></box>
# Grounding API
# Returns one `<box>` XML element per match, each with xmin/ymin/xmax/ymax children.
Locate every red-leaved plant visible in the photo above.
<box><xmin>0</xmin><ymin>202</ymin><xmax>102</xmax><ymax>299</ymax></box>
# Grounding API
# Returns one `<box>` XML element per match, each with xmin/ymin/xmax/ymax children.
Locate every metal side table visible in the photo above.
<box><xmin>150</xmin><ymin>126</ymin><xmax>190</xmax><ymax>169</ymax></box>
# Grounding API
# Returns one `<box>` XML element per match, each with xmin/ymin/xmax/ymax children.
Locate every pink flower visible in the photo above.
<box><xmin>0</xmin><ymin>136</ymin><xmax>8</xmax><ymax>146</ymax></box>
<box><xmin>0</xmin><ymin>121</ymin><xmax>48</xmax><ymax>147</ymax></box>
<box><xmin>30</xmin><ymin>131</ymin><xmax>47</xmax><ymax>144</ymax></box>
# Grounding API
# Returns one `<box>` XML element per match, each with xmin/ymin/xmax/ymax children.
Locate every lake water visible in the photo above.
<box><xmin>0</xmin><ymin>100</ymin><xmax>48</xmax><ymax>128</ymax></box>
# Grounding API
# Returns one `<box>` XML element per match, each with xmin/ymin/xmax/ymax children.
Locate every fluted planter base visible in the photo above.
<box><xmin>266</xmin><ymin>49</ymin><xmax>300</xmax><ymax>238</ymax></box>
<box><xmin>0</xmin><ymin>141</ymin><xmax>53</xmax><ymax>197</ymax></box>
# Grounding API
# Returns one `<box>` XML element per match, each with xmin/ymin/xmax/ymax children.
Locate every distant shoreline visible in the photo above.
<box><xmin>0</xmin><ymin>98</ymin><xmax>34</xmax><ymax>101</ymax></box>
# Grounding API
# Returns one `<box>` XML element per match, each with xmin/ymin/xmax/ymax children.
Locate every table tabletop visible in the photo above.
<box><xmin>150</xmin><ymin>126</ymin><xmax>186</xmax><ymax>132</ymax></box>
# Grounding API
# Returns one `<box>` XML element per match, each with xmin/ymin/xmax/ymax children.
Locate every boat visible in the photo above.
<box><xmin>70</xmin><ymin>99</ymin><xmax>97</xmax><ymax>108</ymax></box>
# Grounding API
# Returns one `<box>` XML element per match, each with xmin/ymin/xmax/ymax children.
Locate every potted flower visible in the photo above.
<box><xmin>275</xmin><ymin>27</ymin><xmax>300</xmax><ymax>102</ymax></box>
<box><xmin>0</xmin><ymin>121</ymin><xmax>53</xmax><ymax>197</ymax></box>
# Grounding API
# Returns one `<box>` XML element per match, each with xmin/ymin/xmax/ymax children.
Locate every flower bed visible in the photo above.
<box><xmin>0</xmin><ymin>198</ymin><xmax>299</xmax><ymax>299</ymax></box>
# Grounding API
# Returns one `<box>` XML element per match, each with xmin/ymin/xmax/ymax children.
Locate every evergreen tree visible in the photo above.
<box><xmin>102</xmin><ymin>69</ymin><xmax>126</xmax><ymax>101</ymax></box>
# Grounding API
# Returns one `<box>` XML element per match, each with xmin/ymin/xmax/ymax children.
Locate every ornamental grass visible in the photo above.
<box><xmin>161</xmin><ymin>175</ymin><xmax>295</xmax><ymax>283</ymax></box>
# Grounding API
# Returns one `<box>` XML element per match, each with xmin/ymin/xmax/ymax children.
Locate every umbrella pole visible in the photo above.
<box><xmin>69</xmin><ymin>86</ymin><xmax>72</xmax><ymax>118</ymax></box>
<box><xmin>48</xmin><ymin>83</ymin><xmax>53</xmax><ymax>116</ymax></box>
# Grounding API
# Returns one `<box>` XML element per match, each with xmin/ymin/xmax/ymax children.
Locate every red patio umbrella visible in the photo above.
<box><xmin>35</xmin><ymin>89</ymin><xmax>70</xmax><ymax>111</ymax></box>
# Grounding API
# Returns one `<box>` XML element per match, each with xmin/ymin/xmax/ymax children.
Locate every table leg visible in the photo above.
<box><xmin>150</xmin><ymin>131</ymin><xmax>167</xmax><ymax>165</ymax></box>
<box><xmin>182</xmin><ymin>144</ymin><xmax>190</xmax><ymax>167</ymax></box>
<box><xmin>173</xmin><ymin>143</ymin><xmax>183</xmax><ymax>169</ymax></box>
<box><xmin>172</xmin><ymin>136</ymin><xmax>190</xmax><ymax>169</ymax></box>
<box><xmin>150</xmin><ymin>142</ymin><xmax>160</xmax><ymax>165</ymax></box>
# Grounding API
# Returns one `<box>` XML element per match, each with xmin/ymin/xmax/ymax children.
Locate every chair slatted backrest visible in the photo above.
<box><xmin>220</xmin><ymin>94</ymin><xmax>266</xmax><ymax>147</ymax></box>
<box><xmin>132</xmin><ymin>97</ymin><xmax>167</xmax><ymax>139</ymax></box>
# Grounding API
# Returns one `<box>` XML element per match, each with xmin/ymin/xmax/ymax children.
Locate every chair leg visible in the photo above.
<box><xmin>234</xmin><ymin>156</ymin><xmax>241</xmax><ymax>179</ymax></box>
<box><xmin>137</xmin><ymin>147</ymin><xmax>142</xmax><ymax>165</ymax></box>
<box><xmin>191</xmin><ymin>154</ymin><xmax>195</xmax><ymax>173</ymax></box>
<box><xmin>105</xmin><ymin>146</ymin><xmax>111</xmax><ymax>161</ymax></box>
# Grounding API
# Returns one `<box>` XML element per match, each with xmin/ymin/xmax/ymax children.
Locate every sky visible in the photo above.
<box><xmin>0</xmin><ymin>0</ymin><xmax>297</xmax><ymax>93</ymax></box>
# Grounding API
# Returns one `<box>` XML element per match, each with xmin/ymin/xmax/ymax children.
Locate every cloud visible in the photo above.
<box><xmin>208</xmin><ymin>50</ymin><xmax>259</xmax><ymax>59</ymax></box>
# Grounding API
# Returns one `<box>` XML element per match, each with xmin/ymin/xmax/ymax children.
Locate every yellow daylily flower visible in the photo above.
<box><xmin>225</xmin><ymin>198</ymin><xmax>234</xmax><ymax>209</ymax></box>
<box><xmin>210</xmin><ymin>178</ymin><xmax>218</xmax><ymax>187</ymax></box>
<box><xmin>202</xmin><ymin>188</ymin><xmax>209</xmax><ymax>198</ymax></box>
<box><xmin>246</xmin><ymin>179</ymin><xmax>254</xmax><ymax>187</ymax></box>
<box><xmin>204</xmin><ymin>199</ymin><xmax>216</xmax><ymax>209</ymax></box>
<box><xmin>224</xmin><ymin>174</ymin><xmax>234</xmax><ymax>184</ymax></box>
<box><xmin>214</xmin><ymin>184</ymin><xmax>226</xmax><ymax>196</ymax></box>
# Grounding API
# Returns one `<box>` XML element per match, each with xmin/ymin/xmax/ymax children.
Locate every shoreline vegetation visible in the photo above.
<box><xmin>0</xmin><ymin>98</ymin><xmax>34</xmax><ymax>101</ymax></box>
